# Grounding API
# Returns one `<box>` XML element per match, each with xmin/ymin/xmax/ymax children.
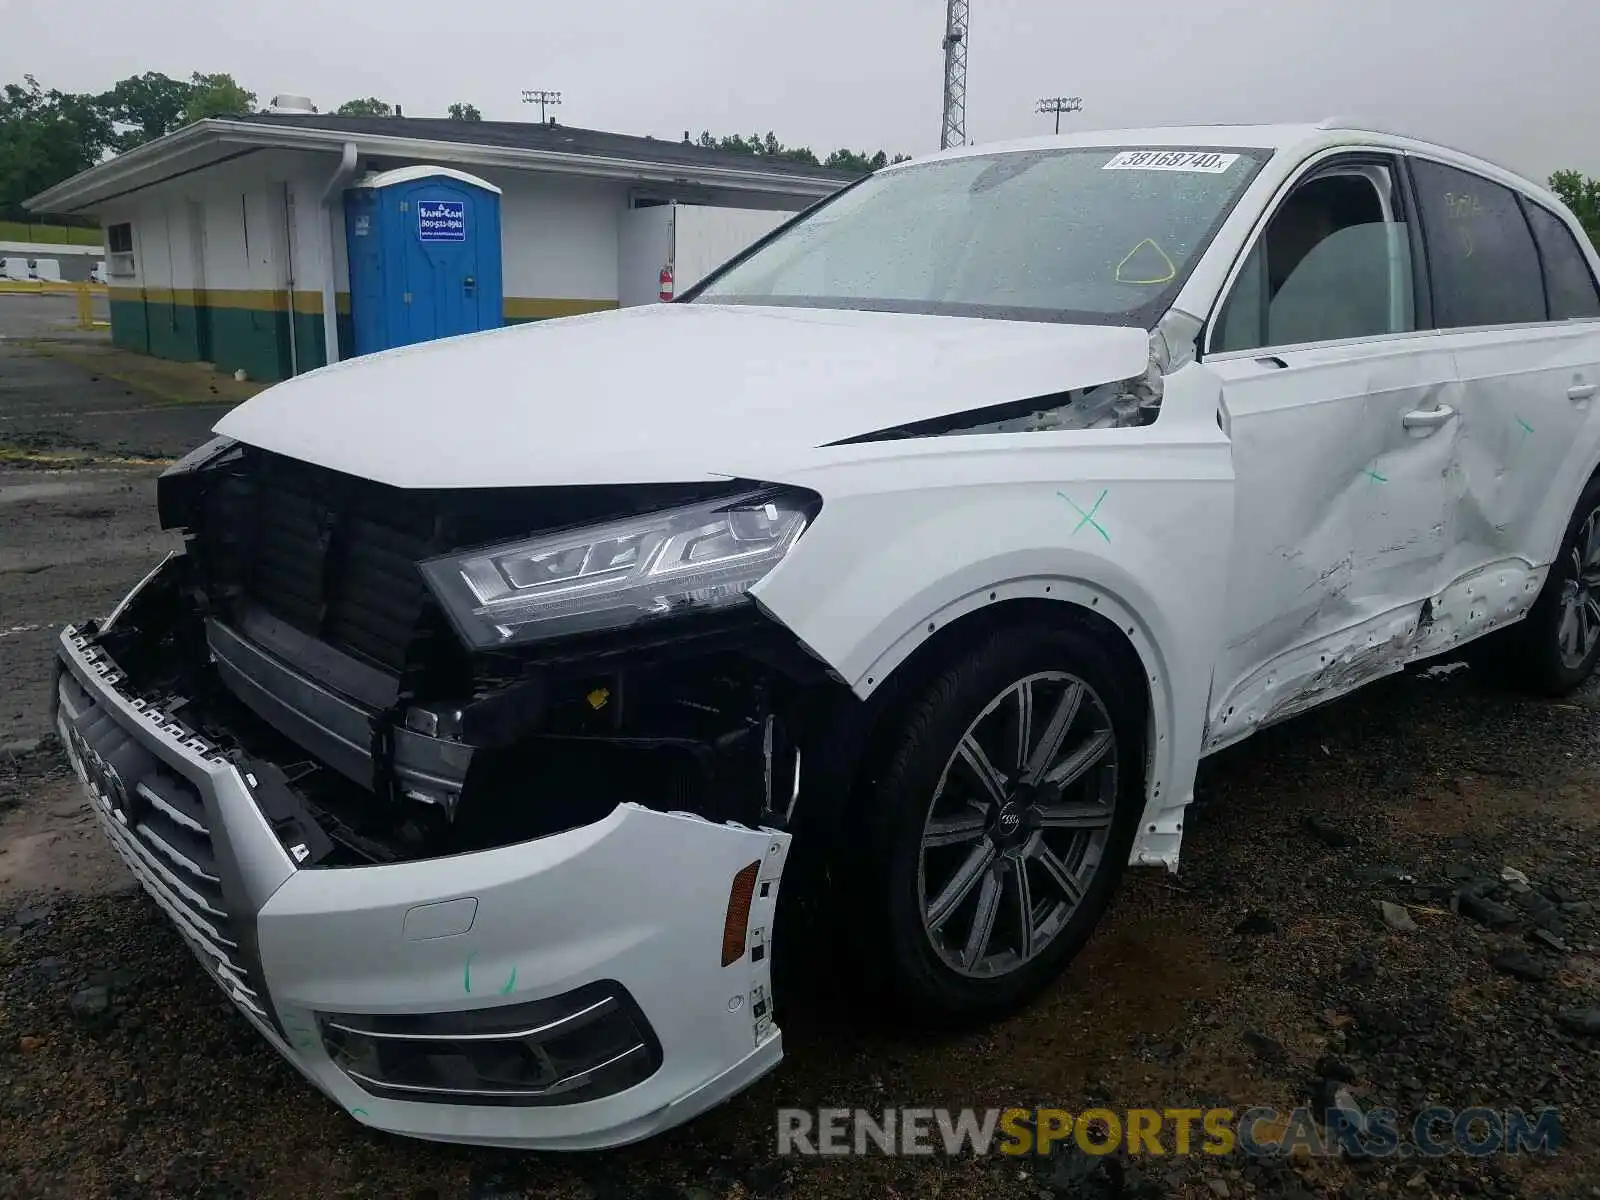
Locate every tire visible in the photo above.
<box><xmin>842</xmin><ymin>621</ymin><xmax>1146</xmax><ymax>1026</ymax></box>
<box><xmin>1481</xmin><ymin>473</ymin><xmax>1600</xmax><ymax>697</ymax></box>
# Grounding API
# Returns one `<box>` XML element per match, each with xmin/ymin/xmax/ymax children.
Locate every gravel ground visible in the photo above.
<box><xmin>1</xmin><ymin>328</ymin><xmax>1597</xmax><ymax>1199</ymax></box>
<box><xmin>0</xmin><ymin>314</ymin><xmax>227</xmax><ymax>748</ymax></box>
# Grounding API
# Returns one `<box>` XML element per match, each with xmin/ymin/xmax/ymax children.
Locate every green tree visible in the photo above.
<box><xmin>337</xmin><ymin>97</ymin><xmax>395</xmax><ymax>117</ymax></box>
<box><xmin>1550</xmin><ymin>170</ymin><xmax>1600</xmax><ymax>244</ymax></box>
<box><xmin>182</xmin><ymin>72</ymin><xmax>255</xmax><ymax>122</ymax></box>
<box><xmin>0</xmin><ymin>75</ymin><xmax>114</xmax><ymax>219</ymax></box>
<box><xmin>824</xmin><ymin>148</ymin><xmax>893</xmax><ymax>173</ymax></box>
<box><xmin>447</xmin><ymin>102</ymin><xmax>482</xmax><ymax>121</ymax></box>
<box><xmin>693</xmin><ymin>129</ymin><xmax>904</xmax><ymax>173</ymax></box>
<box><xmin>99</xmin><ymin>71</ymin><xmax>194</xmax><ymax>149</ymax></box>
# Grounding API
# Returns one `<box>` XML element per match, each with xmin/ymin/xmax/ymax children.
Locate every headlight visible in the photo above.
<box><xmin>419</xmin><ymin>487</ymin><xmax>817</xmax><ymax>649</ymax></box>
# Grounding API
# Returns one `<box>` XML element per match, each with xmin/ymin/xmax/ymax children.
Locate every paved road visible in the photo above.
<box><xmin>0</xmin><ymin>343</ymin><xmax>233</xmax><ymax>463</ymax></box>
<box><xmin>0</xmin><ymin>291</ymin><xmax>107</xmax><ymax>339</ymax></box>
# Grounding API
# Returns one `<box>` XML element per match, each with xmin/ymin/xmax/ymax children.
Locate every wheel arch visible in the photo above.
<box><xmin>782</xmin><ymin>583</ymin><xmax>1189</xmax><ymax>872</ymax></box>
<box><xmin>1529</xmin><ymin>437</ymin><xmax>1600</xmax><ymax>571</ymax></box>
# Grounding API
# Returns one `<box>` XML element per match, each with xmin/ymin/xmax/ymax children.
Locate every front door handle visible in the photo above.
<box><xmin>1402</xmin><ymin>404</ymin><xmax>1458</xmax><ymax>431</ymax></box>
<box><xmin>1569</xmin><ymin>383</ymin><xmax>1597</xmax><ymax>403</ymax></box>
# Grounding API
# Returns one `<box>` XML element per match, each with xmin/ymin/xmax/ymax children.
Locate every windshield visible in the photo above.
<box><xmin>692</xmin><ymin>145</ymin><xmax>1271</xmax><ymax>326</ymax></box>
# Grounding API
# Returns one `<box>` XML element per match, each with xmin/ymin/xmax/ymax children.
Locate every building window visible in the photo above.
<box><xmin>106</xmin><ymin>222</ymin><xmax>135</xmax><ymax>277</ymax></box>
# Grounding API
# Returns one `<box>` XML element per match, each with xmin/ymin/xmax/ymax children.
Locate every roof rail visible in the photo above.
<box><xmin>1316</xmin><ymin>115</ymin><xmax>1373</xmax><ymax>132</ymax></box>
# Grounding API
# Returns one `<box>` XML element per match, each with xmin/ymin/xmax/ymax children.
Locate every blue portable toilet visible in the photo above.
<box><xmin>344</xmin><ymin>166</ymin><xmax>504</xmax><ymax>357</ymax></box>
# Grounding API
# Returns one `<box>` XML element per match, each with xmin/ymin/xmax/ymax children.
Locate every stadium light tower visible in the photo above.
<box><xmin>522</xmin><ymin>89</ymin><xmax>562</xmax><ymax>122</ymax></box>
<box><xmin>1037</xmin><ymin>96</ymin><xmax>1083</xmax><ymax>135</ymax></box>
<box><xmin>940</xmin><ymin>0</ymin><xmax>969</xmax><ymax>150</ymax></box>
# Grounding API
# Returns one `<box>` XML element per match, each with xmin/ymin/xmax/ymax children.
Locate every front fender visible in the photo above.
<box><xmin>752</xmin><ymin>364</ymin><xmax>1236</xmax><ymax>868</ymax></box>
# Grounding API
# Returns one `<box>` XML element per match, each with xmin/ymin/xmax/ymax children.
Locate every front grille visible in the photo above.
<box><xmin>201</xmin><ymin>454</ymin><xmax>440</xmax><ymax>673</ymax></box>
<box><xmin>55</xmin><ymin>666</ymin><xmax>272</xmax><ymax>1022</ymax></box>
<box><xmin>185</xmin><ymin>448</ymin><xmax>753</xmax><ymax>687</ymax></box>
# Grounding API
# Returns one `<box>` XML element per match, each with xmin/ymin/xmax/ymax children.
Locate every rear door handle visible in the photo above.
<box><xmin>1402</xmin><ymin>404</ymin><xmax>1457</xmax><ymax>431</ymax></box>
<box><xmin>1569</xmin><ymin>383</ymin><xmax>1597</xmax><ymax>403</ymax></box>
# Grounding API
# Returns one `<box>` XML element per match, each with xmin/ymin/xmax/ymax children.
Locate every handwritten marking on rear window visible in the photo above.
<box><xmin>1444</xmin><ymin>191</ymin><xmax>1484</xmax><ymax>256</ymax></box>
<box><xmin>1103</xmin><ymin>150</ymin><xmax>1241</xmax><ymax>174</ymax></box>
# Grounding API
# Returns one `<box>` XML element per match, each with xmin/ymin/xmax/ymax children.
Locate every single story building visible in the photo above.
<box><xmin>26</xmin><ymin>103</ymin><xmax>860</xmax><ymax>382</ymax></box>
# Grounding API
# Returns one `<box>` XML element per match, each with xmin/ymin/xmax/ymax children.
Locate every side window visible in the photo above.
<box><xmin>1525</xmin><ymin>202</ymin><xmax>1600</xmax><ymax>320</ymax></box>
<box><xmin>1214</xmin><ymin>164</ymin><xmax>1415</xmax><ymax>353</ymax></box>
<box><xmin>1410</xmin><ymin>159</ymin><xmax>1546</xmax><ymax>328</ymax></box>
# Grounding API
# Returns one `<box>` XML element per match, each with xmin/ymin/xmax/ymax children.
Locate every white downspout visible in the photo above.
<box><xmin>318</xmin><ymin>142</ymin><xmax>360</xmax><ymax>367</ymax></box>
<box><xmin>281</xmin><ymin>182</ymin><xmax>299</xmax><ymax>377</ymax></box>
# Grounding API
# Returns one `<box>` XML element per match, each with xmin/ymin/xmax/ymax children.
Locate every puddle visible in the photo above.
<box><xmin>0</xmin><ymin>480</ymin><xmax>97</xmax><ymax>505</ymax></box>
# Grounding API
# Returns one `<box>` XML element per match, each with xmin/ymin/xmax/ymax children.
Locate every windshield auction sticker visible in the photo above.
<box><xmin>1102</xmin><ymin>150</ymin><xmax>1241</xmax><ymax>173</ymax></box>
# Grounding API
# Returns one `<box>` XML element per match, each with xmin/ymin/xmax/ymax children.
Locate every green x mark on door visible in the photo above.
<box><xmin>1059</xmin><ymin>489</ymin><xmax>1110</xmax><ymax>542</ymax></box>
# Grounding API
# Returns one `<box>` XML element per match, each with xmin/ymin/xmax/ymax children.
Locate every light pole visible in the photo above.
<box><xmin>522</xmin><ymin>89</ymin><xmax>562</xmax><ymax>122</ymax></box>
<box><xmin>940</xmin><ymin>0</ymin><xmax>969</xmax><ymax>150</ymax></box>
<box><xmin>1037</xmin><ymin>96</ymin><xmax>1083</xmax><ymax>135</ymax></box>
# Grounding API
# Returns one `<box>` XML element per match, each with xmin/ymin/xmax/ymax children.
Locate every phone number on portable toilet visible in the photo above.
<box><xmin>417</xmin><ymin>201</ymin><xmax>467</xmax><ymax>242</ymax></box>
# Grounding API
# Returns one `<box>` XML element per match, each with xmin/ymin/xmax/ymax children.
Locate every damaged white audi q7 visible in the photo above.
<box><xmin>52</xmin><ymin>121</ymin><xmax>1600</xmax><ymax>1149</ymax></box>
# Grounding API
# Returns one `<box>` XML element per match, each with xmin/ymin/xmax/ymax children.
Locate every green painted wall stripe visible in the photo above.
<box><xmin>106</xmin><ymin>293</ymin><xmax>619</xmax><ymax>382</ymax></box>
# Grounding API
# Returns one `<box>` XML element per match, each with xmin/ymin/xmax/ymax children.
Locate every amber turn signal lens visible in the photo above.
<box><xmin>721</xmin><ymin>860</ymin><xmax>761</xmax><ymax>967</ymax></box>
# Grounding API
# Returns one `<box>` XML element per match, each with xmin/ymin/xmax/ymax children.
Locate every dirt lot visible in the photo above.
<box><xmin>0</xmin><ymin>300</ymin><xmax>1597</xmax><ymax>1199</ymax></box>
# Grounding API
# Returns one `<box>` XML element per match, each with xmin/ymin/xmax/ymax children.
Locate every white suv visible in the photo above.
<box><xmin>53</xmin><ymin>121</ymin><xmax>1600</xmax><ymax>1150</ymax></box>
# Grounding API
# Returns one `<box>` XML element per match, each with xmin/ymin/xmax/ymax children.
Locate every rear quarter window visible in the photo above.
<box><xmin>1411</xmin><ymin>158</ymin><xmax>1546</xmax><ymax>328</ymax></box>
<box><xmin>1524</xmin><ymin>201</ymin><xmax>1600</xmax><ymax>320</ymax></box>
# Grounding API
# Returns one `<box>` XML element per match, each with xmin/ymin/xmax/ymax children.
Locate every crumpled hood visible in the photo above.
<box><xmin>214</xmin><ymin>303</ymin><xmax>1152</xmax><ymax>488</ymax></box>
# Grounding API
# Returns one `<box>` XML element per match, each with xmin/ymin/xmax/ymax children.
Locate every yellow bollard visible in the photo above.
<box><xmin>75</xmin><ymin>283</ymin><xmax>93</xmax><ymax>330</ymax></box>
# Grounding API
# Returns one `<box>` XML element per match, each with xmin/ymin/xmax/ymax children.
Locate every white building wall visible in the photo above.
<box><xmin>469</xmin><ymin>167</ymin><xmax>629</xmax><ymax>311</ymax></box>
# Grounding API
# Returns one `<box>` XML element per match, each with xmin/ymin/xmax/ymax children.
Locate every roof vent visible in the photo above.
<box><xmin>266</xmin><ymin>94</ymin><xmax>317</xmax><ymax>115</ymax></box>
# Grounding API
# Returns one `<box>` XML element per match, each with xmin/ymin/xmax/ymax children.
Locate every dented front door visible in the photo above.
<box><xmin>1201</xmin><ymin>338</ymin><xmax>1461</xmax><ymax>751</ymax></box>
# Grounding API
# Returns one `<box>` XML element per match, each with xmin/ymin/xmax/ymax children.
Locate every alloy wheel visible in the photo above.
<box><xmin>916</xmin><ymin>670</ymin><xmax>1119</xmax><ymax>979</ymax></box>
<box><xmin>1557</xmin><ymin>505</ymin><xmax>1600</xmax><ymax>670</ymax></box>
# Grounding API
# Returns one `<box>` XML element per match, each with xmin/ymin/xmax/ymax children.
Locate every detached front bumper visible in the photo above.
<box><xmin>52</xmin><ymin>616</ymin><xmax>791</xmax><ymax>1151</ymax></box>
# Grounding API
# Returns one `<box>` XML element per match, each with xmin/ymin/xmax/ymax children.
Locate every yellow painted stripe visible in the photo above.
<box><xmin>138</xmin><ymin>287</ymin><xmax>206</xmax><ymax>306</ymax></box>
<box><xmin>503</xmin><ymin>297</ymin><xmax>619</xmax><ymax>320</ymax></box>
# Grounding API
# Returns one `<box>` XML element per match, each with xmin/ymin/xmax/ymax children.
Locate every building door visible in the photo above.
<box><xmin>397</xmin><ymin>180</ymin><xmax>482</xmax><ymax>346</ymax></box>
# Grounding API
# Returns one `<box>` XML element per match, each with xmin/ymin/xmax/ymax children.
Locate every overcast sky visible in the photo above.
<box><xmin>7</xmin><ymin>0</ymin><xmax>1599</xmax><ymax>182</ymax></box>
